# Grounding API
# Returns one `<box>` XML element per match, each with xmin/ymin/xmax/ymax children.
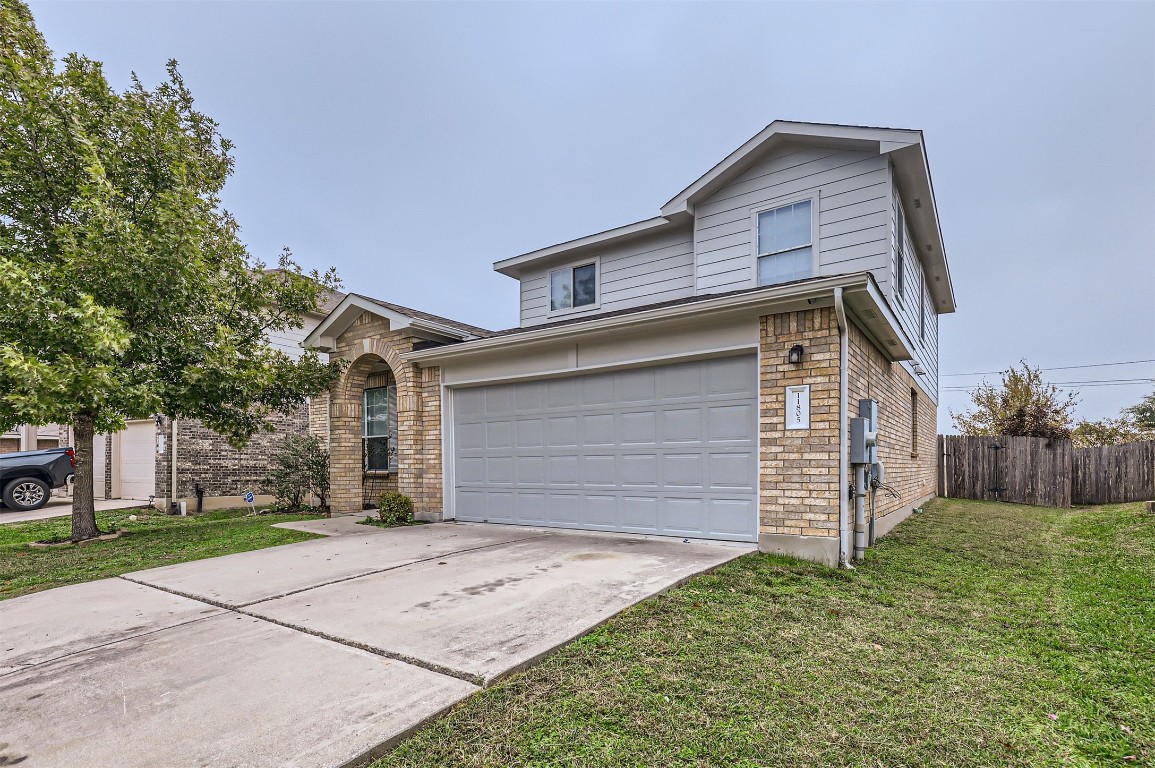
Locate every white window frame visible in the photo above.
<box><xmin>362</xmin><ymin>383</ymin><xmax>396</xmax><ymax>474</ymax></box>
<box><xmin>547</xmin><ymin>257</ymin><xmax>601</xmax><ymax>318</ymax></box>
<box><xmin>750</xmin><ymin>194</ymin><xmax>819</xmax><ymax>288</ymax></box>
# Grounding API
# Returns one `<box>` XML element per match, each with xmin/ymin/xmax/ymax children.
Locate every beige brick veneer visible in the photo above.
<box><xmin>758</xmin><ymin>307</ymin><xmax>938</xmax><ymax>565</ymax></box>
<box><xmin>327</xmin><ymin>312</ymin><xmax>443</xmax><ymax>518</ymax></box>
<box><xmin>758</xmin><ymin>309</ymin><xmax>841</xmax><ymax>550</ymax></box>
<box><xmin>847</xmin><ymin>322</ymin><xmax>937</xmax><ymax>530</ymax></box>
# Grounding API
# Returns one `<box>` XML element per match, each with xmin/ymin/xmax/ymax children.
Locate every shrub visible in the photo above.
<box><xmin>378</xmin><ymin>491</ymin><xmax>414</xmax><ymax>526</ymax></box>
<box><xmin>261</xmin><ymin>434</ymin><xmax>330</xmax><ymax>512</ymax></box>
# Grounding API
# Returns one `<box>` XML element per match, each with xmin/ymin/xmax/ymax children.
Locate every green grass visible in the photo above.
<box><xmin>376</xmin><ymin>499</ymin><xmax>1154</xmax><ymax>767</ymax></box>
<box><xmin>0</xmin><ymin>507</ymin><xmax>324</xmax><ymax>600</ymax></box>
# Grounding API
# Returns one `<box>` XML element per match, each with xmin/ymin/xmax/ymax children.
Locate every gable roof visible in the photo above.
<box><xmin>302</xmin><ymin>293</ymin><xmax>493</xmax><ymax>353</ymax></box>
<box><xmin>492</xmin><ymin>120</ymin><xmax>955</xmax><ymax>314</ymax></box>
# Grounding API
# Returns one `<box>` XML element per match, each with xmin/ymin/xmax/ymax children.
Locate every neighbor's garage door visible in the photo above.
<box><xmin>117</xmin><ymin>420</ymin><xmax>156</xmax><ymax>500</ymax></box>
<box><xmin>452</xmin><ymin>356</ymin><xmax>758</xmax><ymax>542</ymax></box>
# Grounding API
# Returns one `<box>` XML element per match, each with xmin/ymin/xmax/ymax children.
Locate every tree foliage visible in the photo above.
<box><xmin>1124</xmin><ymin>388</ymin><xmax>1155</xmax><ymax>430</ymax></box>
<box><xmin>1071</xmin><ymin>415</ymin><xmax>1155</xmax><ymax>448</ymax></box>
<box><xmin>0</xmin><ymin>2</ymin><xmax>343</xmax><ymax>539</ymax></box>
<box><xmin>951</xmin><ymin>362</ymin><xmax>1079</xmax><ymax>440</ymax></box>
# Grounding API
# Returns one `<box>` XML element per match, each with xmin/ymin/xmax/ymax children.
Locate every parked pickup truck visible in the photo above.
<box><xmin>0</xmin><ymin>447</ymin><xmax>75</xmax><ymax>512</ymax></box>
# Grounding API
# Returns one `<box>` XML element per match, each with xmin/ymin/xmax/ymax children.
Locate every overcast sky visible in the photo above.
<box><xmin>29</xmin><ymin>0</ymin><xmax>1155</xmax><ymax>432</ymax></box>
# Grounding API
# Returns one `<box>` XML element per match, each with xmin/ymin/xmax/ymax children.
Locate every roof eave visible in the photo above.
<box><xmin>301</xmin><ymin>294</ymin><xmax>479</xmax><ymax>354</ymax></box>
<box><xmin>492</xmin><ymin>217</ymin><xmax>678</xmax><ymax>278</ymax></box>
<box><xmin>403</xmin><ymin>273</ymin><xmax>913</xmax><ymax>366</ymax></box>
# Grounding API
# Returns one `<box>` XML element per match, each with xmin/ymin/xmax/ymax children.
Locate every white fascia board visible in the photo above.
<box><xmin>403</xmin><ymin>273</ymin><xmax>910</xmax><ymax>366</ymax></box>
<box><xmin>888</xmin><ymin>143</ymin><xmax>957</xmax><ymax>314</ymax></box>
<box><xmin>492</xmin><ymin>217</ymin><xmax>675</xmax><ymax>278</ymax></box>
<box><xmin>842</xmin><ymin>279</ymin><xmax>915</xmax><ymax>362</ymax></box>
<box><xmin>660</xmin><ymin>121</ymin><xmax>924</xmax><ymax>219</ymax></box>
<box><xmin>301</xmin><ymin>294</ymin><xmax>471</xmax><ymax>353</ymax></box>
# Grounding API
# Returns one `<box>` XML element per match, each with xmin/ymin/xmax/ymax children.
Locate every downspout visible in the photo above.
<box><xmin>171</xmin><ymin>418</ymin><xmax>179</xmax><ymax>513</ymax></box>
<box><xmin>833</xmin><ymin>288</ymin><xmax>851</xmax><ymax>568</ymax></box>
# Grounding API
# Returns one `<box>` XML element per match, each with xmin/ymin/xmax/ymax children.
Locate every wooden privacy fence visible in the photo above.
<box><xmin>938</xmin><ymin>435</ymin><xmax>1155</xmax><ymax>508</ymax></box>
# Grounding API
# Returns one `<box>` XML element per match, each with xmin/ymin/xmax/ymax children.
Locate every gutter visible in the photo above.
<box><xmin>833</xmin><ymin>288</ymin><xmax>851</xmax><ymax>568</ymax></box>
<box><xmin>403</xmin><ymin>273</ymin><xmax>881</xmax><ymax>365</ymax></box>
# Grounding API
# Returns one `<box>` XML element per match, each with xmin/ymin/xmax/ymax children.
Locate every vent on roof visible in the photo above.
<box><xmin>862</xmin><ymin>309</ymin><xmax>877</xmax><ymax>319</ymax></box>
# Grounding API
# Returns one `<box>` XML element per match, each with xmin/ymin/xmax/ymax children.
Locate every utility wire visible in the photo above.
<box><xmin>942</xmin><ymin>379</ymin><xmax>1154</xmax><ymax>392</ymax></box>
<box><xmin>941</xmin><ymin>358</ymin><xmax>1155</xmax><ymax>378</ymax></box>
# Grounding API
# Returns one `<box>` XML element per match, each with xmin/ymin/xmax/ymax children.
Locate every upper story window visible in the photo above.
<box><xmin>550</xmin><ymin>262</ymin><xmax>597</xmax><ymax>312</ymax></box>
<box><xmin>363</xmin><ymin>381</ymin><xmax>396</xmax><ymax>472</ymax></box>
<box><xmin>756</xmin><ymin>200</ymin><xmax>813</xmax><ymax>287</ymax></box>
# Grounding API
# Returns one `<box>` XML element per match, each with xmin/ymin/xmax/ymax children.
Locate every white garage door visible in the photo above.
<box><xmin>452</xmin><ymin>356</ymin><xmax>758</xmax><ymax>542</ymax></box>
<box><xmin>117</xmin><ymin>420</ymin><xmax>156</xmax><ymax>500</ymax></box>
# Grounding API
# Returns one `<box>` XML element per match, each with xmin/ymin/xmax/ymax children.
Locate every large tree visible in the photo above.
<box><xmin>0</xmin><ymin>1</ymin><xmax>342</xmax><ymax>540</ymax></box>
<box><xmin>951</xmin><ymin>361</ymin><xmax>1079</xmax><ymax>440</ymax></box>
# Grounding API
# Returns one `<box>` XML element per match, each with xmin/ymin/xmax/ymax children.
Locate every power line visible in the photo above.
<box><xmin>941</xmin><ymin>358</ymin><xmax>1155</xmax><ymax>378</ymax></box>
<box><xmin>942</xmin><ymin>379</ymin><xmax>1154</xmax><ymax>392</ymax></box>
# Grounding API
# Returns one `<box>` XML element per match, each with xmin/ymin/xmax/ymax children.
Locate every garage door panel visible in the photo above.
<box><xmin>514</xmin><ymin>381</ymin><xmax>544</xmax><ymax>411</ymax></box>
<box><xmin>484</xmin><ymin>386</ymin><xmax>513</xmax><ymax>416</ymax></box>
<box><xmin>548</xmin><ymin>455</ymin><xmax>579</xmax><ymax>485</ymax></box>
<box><xmin>515</xmin><ymin>492</ymin><xmax>547</xmax><ymax>523</ymax></box>
<box><xmin>583</xmin><ymin>455</ymin><xmax>617</xmax><ymax>485</ymax></box>
<box><xmin>657</xmin><ymin>363</ymin><xmax>703</xmax><ymax>401</ymax></box>
<box><xmin>515</xmin><ymin>419</ymin><xmax>544</xmax><ymax>448</ymax></box>
<box><xmin>516</xmin><ymin>456</ymin><xmax>546</xmax><ymax>485</ymax></box>
<box><xmin>707</xmin><ymin>404</ymin><xmax>756</xmax><ymax>442</ymax></box>
<box><xmin>706</xmin><ymin>356</ymin><xmax>757</xmax><ymax>397</ymax></box>
<box><xmin>708</xmin><ymin>499</ymin><xmax>757</xmax><ymax>536</ymax></box>
<box><xmin>661</xmin><ymin>408</ymin><xmax>702</xmax><ymax>443</ymax></box>
<box><xmin>548</xmin><ymin>493</ymin><xmax>582</xmax><ymax>524</ymax></box>
<box><xmin>665</xmin><ymin>453</ymin><xmax>704</xmax><ymax>489</ymax></box>
<box><xmin>581</xmin><ymin>414</ymin><xmax>615</xmax><ymax>445</ymax></box>
<box><xmin>662</xmin><ymin>497</ymin><xmax>705</xmax><ymax>535</ymax></box>
<box><xmin>617</xmin><ymin>368</ymin><xmax>656</xmax><ymax>402</ymax></box>
<box><xmin>548</xmin><ymin>417</ymin><xmax>578</xmax><ymax>446</ymax></box>
<box><xmin>709</xmin><ymin>452</ymin><xmax>756</xmax><ymax>490</ymax></box>
<box><xmin>458</xmin><ymin>423</ymin><xmax>485</xmax><ymax>451</ymax></box>
<box><xmin>454</xmin><ymin>357</ymin><xmax>757</xmax><ymax>542</ymax></box>
<box><xmin>620</xmin><ymin>496</ymin><xmax>658</xmax><ymax>530</ymax></box>
<box><xmin>581</xmin><ymin>375</ymin><xmax>616</xmax><ymax>406</ymax></box>
<box><xmin>621</xmin><ymin>454</ymin><xmax>658</xmax><ymax>487</ymax></box>
<box><xmin>547</xmin><ymin>379</ymin><xmax>579</xmax><ymax>408</ymax></box>
<box><xmin>620</xmin><ymin>411</ymin><xmax>657</xmax><ymax>444</ymax></box>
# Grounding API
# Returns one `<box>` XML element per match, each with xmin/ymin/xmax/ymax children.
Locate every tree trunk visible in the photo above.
<box><xmin>71</xmin><ymin>412</ymin><xmax>101</xmax><ymax>541</ymax></box>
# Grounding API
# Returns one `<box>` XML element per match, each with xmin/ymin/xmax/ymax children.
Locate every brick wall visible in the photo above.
<box><xmin>154</xmin><ymin>405</ymin><xmax>310</xmax><ymax>504</ymax></box>
<box><xmin>847</xmin><ymin>322</ymin><xmax>937</xmax><ymax>524</ymax></box>
<box><xmin>758</xmin><ymin>308</ymin><xmax>841</xmax><ymax>543</ymax></box>
<box><xmin>327</xmin><ymin>312</ymin><xmax>444</xmax><ymax>518</ymax></box>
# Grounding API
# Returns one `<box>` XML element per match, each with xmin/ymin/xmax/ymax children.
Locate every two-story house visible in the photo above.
<box><xmin>304</xmin><ymin>121</ymin><xmax>955</xmax><ymax>566</ymax></box>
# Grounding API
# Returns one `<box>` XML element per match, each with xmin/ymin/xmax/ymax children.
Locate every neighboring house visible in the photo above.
<box><xmin>305</xmin><ymin>121</ymin><xmax>955</xmax><ymax>566</ymax></box>
<box><xmin>1</xmin><ymin>290</ymin><xmax>350</xmax><ymax>510</ymax></box>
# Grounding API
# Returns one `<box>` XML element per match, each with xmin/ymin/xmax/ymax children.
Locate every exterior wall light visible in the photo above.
<box><xmin>787</xmin><ymin>344</ymin><xmax>804</xmax><ymax>365</ymax></box>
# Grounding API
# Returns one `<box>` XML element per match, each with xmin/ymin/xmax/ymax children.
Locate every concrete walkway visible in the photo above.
<box><xmin>0</xmin><ymin>497</ymin><xmax>148</xmax><ymax>524</ymax></box>
<box><xmin>0</xmin><ymin>521</ymin><xmax>750</xmax><ymax>768</ymax></box>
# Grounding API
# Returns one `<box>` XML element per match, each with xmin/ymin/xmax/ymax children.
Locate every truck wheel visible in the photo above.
<box><xmin>2</xmin><ymin>478</ymin><xmax>50</xmax><ymax>511</ymax></box>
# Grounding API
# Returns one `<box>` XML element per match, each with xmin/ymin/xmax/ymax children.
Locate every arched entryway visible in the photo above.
<box><xmin>330</xmin><ymin>348</ymin><xmax>413</xmax><ymax>513</ymax></box>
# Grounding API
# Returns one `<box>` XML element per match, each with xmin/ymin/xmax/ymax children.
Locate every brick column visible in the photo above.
<box><xmin>758</xmin><ymin>307</ymin><xmax>841</xmax><ymax>566</ymax></box>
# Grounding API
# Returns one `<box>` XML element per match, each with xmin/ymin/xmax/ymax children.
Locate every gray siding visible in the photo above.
<box><xmin>693</xmin><ymin>146</ymin><xmax>892</xmax><ymax>293</ymax></box>
<box><xmin>888</xmin><ymin>187</ymin><xmax>940</xmax><ymax>402</ymax></box>
<box><xmin>520</xmin><ymin>226</ymin><xmax>695</xmax><ymax>326</ymax></box>
<box><xmin>268</xmin><ymin>315</ymin><xmax>327</xmax><ymax>361</ymax></box>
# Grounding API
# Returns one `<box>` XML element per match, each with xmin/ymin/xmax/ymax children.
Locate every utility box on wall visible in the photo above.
<box><xmin>850</xmin><ymin>399</ymin><xmax>879</xmax><ymax>464</ymax></box>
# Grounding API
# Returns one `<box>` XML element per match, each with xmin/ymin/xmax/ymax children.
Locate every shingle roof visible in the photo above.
<box><xmin>355</xmin><ymin>294</ymin><xmax>494</xmax><ymax>338</ymax></box>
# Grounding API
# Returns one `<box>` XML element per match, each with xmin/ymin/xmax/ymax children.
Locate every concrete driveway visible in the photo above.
<box><xmin>0</xmin><ymin>520</ymin><xmax>749</xmax><ymax>768</ymax></box>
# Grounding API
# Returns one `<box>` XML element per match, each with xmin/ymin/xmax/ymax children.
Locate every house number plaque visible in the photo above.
<box><xmin>785</xmin><ymin>385</ymin><xmax>810</xmax><ymax>430</ymax></box>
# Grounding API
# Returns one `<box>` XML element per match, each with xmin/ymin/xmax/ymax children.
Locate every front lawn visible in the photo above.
<box><xmin>377</xmin><ymin>498</ymin><xmax>1154</xmax><ymax>767</ymax></box>
<box><xmin>0</xmin><ymin>507</ymin><xmax>324</xmax><ymax>600</ymax></box>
